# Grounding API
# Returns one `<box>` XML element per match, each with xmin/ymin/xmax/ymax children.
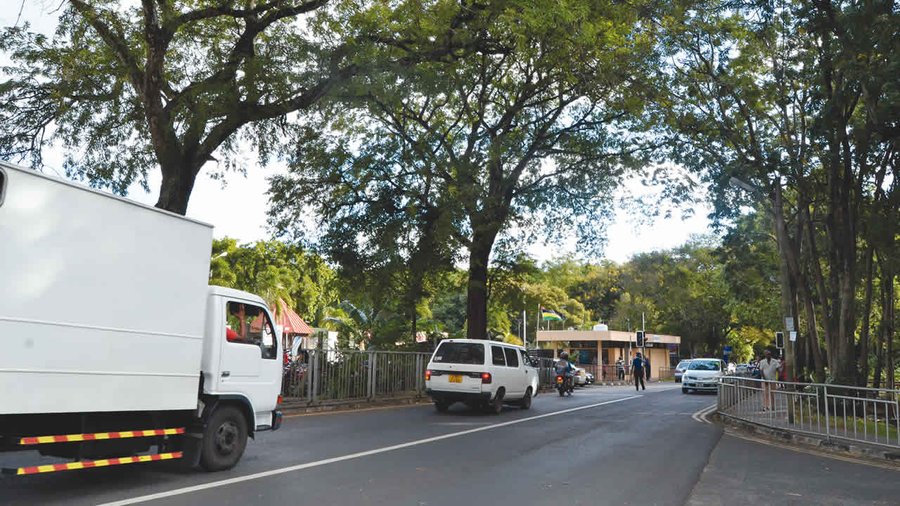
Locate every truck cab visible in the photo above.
<box><xmin>202</xmin><ymin>287</ymin><xmax>283</xmax><ymax>432</ymax></box>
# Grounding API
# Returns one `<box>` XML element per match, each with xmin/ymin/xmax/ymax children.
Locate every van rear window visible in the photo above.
<box><xmin>0</xmin><ymin>168</ymin><xmax>5</xmax><ymax>207</ymax></box>
<box><xmin>432</xmin><ymin>342</ymin><xmax>485</xmax><ymax>365</ymax></box>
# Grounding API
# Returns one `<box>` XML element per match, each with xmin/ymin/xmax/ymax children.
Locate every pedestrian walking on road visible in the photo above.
<box><xmin>759</xmin><ymin>350</ymin><xmax>782</xmax><ymax>411</ymax></box>
<box><xmin>644</xmin><ymin>356</ymin><xmax>651</xmax><ymax>382</ymax></box>
<box><xmin>632</xmin><ymin>353</ymin><xmax>646</xmax><ymax>391</ymax></box>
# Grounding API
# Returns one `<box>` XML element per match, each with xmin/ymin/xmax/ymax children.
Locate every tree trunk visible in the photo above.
<box><xmin>873</xmin><ymin>278</ymin><xmax>886</xmax><ymax>390</ymax></box>
<box><xmin>466</xmin><ymin>225</ymin><xmax>500</xmax><ymax>340</ymax></box>
<box><xmin>882</xmin><ymin>264</ymin><xmax>895</xmax><ymax>390</ymax></box>
<box><xmin>858</xmin><ymin>246</ymin><xmax>874</xmax><ymax>386</ymax></box>
<box><xmin>155</xmin><ymin>161</ymin><xmax>200</xmax><ymax>215</ymax></box>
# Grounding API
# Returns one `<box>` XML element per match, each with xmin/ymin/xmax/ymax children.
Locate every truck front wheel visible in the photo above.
<box><xmin>200</xmin><ymin>405</ymin><xmax>248</xmax><ymax>471</ymax></box>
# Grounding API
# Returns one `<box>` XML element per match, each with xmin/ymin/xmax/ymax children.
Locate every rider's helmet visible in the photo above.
<box><xmin>559</xmin><ymin>351</ymin><xmax>569</xmax><ymax>360</ymax></box>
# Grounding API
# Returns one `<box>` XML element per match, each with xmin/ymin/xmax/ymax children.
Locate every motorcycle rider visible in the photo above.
<box><xmin>555</xmin><ymin>351</ymin><xmax>576</xmax><ymax>393</ymax></box>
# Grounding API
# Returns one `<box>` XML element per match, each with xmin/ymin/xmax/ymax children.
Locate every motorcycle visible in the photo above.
<box><xmin>556</xmin><ymin>374</ymin><xmax>574</xmax><ymax>396</ymax></box>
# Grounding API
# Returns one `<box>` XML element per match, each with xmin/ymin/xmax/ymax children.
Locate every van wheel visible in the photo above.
<box><xmin>520</xmin><ymin>388</ymin><xmax>533</xmax><ymax>410</ymax></box>
<box><xmin>487</xmin><ymin>389</ymin><xmax>504</xmax><ymax>415</ymax></box>
<box><xmin>200</xmin><ymin>405</ymin><xmax>248</xmax><ymax>471</ymax></box>
<box><xmin>434</xmin><ymin>400</ymin><xmax>450</xmax><ymax>413</ymax></box>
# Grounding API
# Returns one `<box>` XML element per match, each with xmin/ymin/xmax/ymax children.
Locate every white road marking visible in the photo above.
<box><xmin>98</xmin><ymin>395</ymin><xmax>642</xmax><ymax>506</ymax></box>
<box><xmin>691</xmin><ymin>403</ymin><xmax>717</xmax><ymax>424</ymax></box>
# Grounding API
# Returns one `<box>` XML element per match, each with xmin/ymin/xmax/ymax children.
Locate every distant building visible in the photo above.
<box><xmin>536</xmin><ymin>329</ymin><xmax>681</xmax><ymax>370</ymax></box>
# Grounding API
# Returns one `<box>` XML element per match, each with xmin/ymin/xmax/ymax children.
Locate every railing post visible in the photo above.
<box><xmin>367</xmin><ymin>351</ymin><xmax>377</xmax><ymax>400</ymax></box>
<box><xmin>415</xmin><ymin>353</ymin><xmax>423</xmax><ymax>395</ymax></box>
<box><xmin>309</xmin><ymin>350</ymin><xmax>318</xmax><ymax>404</ymax></box>
<box><xmin>823</xmin><ymin>384</ymin><xmax>830</xmax><ymax>438</ymax></box>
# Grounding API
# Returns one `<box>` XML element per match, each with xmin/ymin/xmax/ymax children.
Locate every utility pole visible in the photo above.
<box><xmin>626</xmin><ymin>318</ymin><xmax>631</xmax><ymax>366</ymax></box>
<box><xmin>522</xmin><ymin>309</ymin><xmax>527</xmax><ymax>350</ymax></box>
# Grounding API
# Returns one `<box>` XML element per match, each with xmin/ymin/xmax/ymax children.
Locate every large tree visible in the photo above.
<box><xmin>659</xmin><ymin>0</ymin><xmax>898</xmax><ymax>384</ymax></box>
<box><xmin>269</xmin><ymin>0</ymin><xmax>661</xmax><ymax>339</ymax></box>
<box><xmin>0</xmin><ymin>0</ymin><xmax>486</xmax><ymax>214</ymax></box>
<box><xmin>1</xmin><ymin>0</ymin><xmax>354</xmax><ymax>213</ymax></box>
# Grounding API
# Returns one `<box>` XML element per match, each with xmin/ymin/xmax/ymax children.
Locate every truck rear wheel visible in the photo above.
<box><xmin>200</xmin><ymin>405</ymin><xmax>248</xmax><ymax>471</ymax></box>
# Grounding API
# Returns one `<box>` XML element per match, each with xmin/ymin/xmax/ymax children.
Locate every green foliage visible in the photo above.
<box><xmin>0</xmin><ymin>1</ymin><xmax>357</xmax><ymax>212</ymax></box>
<box><xmin>209</xmin><ymin>238</ymin><xmax>339</xmax><ymax>325</ymax></box>
<box><xmin>269</xmin><ymin>0</ymin><xmax>664</xmax><ymax>339</ymax></box>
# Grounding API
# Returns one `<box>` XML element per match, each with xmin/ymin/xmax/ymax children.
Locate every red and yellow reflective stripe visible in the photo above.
<box><xmin>11</xmin><ymin>451</ymin><xmax>182</xmax><ymax>475</ymax></box>
<box><xmin>19</xmin><ymin>427</ymin><xmax>184</xmax><ymax>445</ymax></box>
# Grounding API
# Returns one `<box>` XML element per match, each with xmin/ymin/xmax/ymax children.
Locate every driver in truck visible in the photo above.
<box><xmin>226</xmin><ymin>302</ymin><xmax>247</xmax><ymax>342</ymax></box>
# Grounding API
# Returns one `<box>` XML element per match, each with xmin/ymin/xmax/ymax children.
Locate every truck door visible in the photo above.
<box><xmin>219</xmin><ymin>300</ymin><xmax>280</xmax><ymax>424</ymax></box>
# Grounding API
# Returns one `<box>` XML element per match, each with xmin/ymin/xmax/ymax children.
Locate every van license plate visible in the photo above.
<box><xmin>449</xmin><ymin>375</ymin><xmax>463</xmax><ymax>383</ymax></box>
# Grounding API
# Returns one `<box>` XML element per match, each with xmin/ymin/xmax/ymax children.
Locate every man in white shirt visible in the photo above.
<box><xmin>759</xmin><ymin>349</ymin><xmax>782</xmax><ymax>411</ymax></box>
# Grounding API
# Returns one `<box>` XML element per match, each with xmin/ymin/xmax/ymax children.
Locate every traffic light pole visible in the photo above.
<box><xmin>641</xmin><ymin>312</ymin><xmax>646</xmax><ymax>363</ymax></box>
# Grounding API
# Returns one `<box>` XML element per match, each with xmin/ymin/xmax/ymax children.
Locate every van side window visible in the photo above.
<box><xmin>503</xmin><ymin>347</ymin><xmax>519</xmax><ymax>367</ymax></box>
<box><xmin>226</xmin><ymin>301</ymin><xmax>277</xmax><ymax>360</ymax></box>
<box><xmin>491</xmin><ymin>345</ymin><xmax>506</xmax><ymax>366</ymax></box>
<box><xmin>520</xmin><ymin>349</ymin><xmax>534</xmax><ymax>367</ymax></box>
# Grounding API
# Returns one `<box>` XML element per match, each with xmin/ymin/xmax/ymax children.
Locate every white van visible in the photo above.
<box><xmin>425</xmin><ymin>339</ymin><xmax>540</xmax><ymax>414</ymax></box>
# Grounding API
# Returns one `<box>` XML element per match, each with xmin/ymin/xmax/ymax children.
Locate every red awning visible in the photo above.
<box><xmin>274</xmin><ymin>299</ymin><xmax>313</xmax><ymax>336</ymax></box>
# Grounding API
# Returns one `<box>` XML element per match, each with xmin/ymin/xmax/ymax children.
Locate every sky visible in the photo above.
<box><xmin>1</xmin><ymin>2</ymin><xmax>714</xmax><ymax>265</ymax></box>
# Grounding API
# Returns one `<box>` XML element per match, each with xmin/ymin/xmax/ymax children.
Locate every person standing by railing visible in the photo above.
<box><xmin>759</xmin><ymin>349</ymin><xmax>782</xmax><ymax>411</ymax></box>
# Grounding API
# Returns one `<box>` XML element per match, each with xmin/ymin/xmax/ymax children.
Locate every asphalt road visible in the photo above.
<box><xmin>1</xmin><ymin>384</ymin><xmax>897</xmax><ymax>506</ymax></box>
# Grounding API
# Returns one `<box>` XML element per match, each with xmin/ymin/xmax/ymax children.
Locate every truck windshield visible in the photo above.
<box><xmin>432</xmin><ymin>342</ymin><xmax>485</xmax><ymax>365</ymax></box>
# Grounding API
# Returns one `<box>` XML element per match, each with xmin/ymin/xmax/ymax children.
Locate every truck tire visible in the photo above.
<box><xmin>200</xmin><ymin>405</ymin><xmax>248</xmax><ymax>471</ymax></box>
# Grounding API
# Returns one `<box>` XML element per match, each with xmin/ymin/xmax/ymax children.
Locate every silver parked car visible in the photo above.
<box><xmin>674</xmin><ymin>359</ymin><xmax>693</xmax><ymax>383</ymax></box>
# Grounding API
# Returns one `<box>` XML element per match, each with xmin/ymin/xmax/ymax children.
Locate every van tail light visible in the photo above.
<box><xmin>481</xmin><ymin>372</ymin><xmax>492</xmax><ymax>384</ymax></box>
<box><xmin>425</xmin><ymin>369</ymin><xmax>432</xmax><ymax>381</ymax></box>
<box><xmin>277</xmin><ymin>394</ymin><xmax>283</xmax><ymax>406</ymax></box>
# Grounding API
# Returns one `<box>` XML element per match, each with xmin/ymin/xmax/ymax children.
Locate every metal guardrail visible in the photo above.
<box><xmin>718</xmin><ymin>376</ymin><xmax>900</xmax><ymax>449</ymax></box>
<box><xmin>657</xmin><ymin>367</ymin><xmax>675</xmax><ymax>381</ymax></box>
<box><xmin>282</xmin><ymin>349</ymin><xmax>430</xmax><ymax>404</ymax></box>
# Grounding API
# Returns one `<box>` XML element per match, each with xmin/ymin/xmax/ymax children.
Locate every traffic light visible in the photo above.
<box><xmin>775</xmin><ymin>331</ymin><xmax>785</xmax><ymax>349</ymax></box>
<box><xmin>636</xmin><ymin>331</ymin><xmax>645</xmax><ymax>347</ymax></box>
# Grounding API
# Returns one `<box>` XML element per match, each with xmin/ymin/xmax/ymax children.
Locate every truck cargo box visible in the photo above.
<box><xmin>0</xmin><ymin>162</ymin><xmax>213</xmax><ymax>415</ymax></box>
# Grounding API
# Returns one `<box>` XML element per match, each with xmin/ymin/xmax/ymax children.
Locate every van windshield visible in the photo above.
<box><xmin>432</xmin><ymin>342</ymin><xmax>485</xmax><ymax>365</ymax></box>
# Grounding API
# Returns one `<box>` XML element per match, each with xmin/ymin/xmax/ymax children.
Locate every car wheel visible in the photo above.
<box><xmin>520</xmin><ymin>388</ymin><xmax>533</xmax><ymax>410</ymax></box>
<box><xmin>200</xmin><ymin>405</ymin><xmax>248</xmax><ymax>472</ymax></box>
<box><xmin>487</xmin><ymin>388</ymin><xmax>504</xmax><ymax>415</ymax></box>
<box><xmin>434</xmin><ymin>400</ymin><xmax>450</xmax><ymax>413</ymax></box>
<box><xmin>682</xmin><ymin>387</ymin><xmax>689</xmax><ymax>394</ymax></box>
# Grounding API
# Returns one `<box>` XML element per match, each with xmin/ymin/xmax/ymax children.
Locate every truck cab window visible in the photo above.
<box><xmin>226</xmin><ymin>302</ymin><xmax>277</xmax><ymax>359</ymax></box>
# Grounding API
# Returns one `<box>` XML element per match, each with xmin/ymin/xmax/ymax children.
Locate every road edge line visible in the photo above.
<box><xmin>691</xmin><ymin>403</ymin><xmax>717</xmax><ymax>424</ymax></box>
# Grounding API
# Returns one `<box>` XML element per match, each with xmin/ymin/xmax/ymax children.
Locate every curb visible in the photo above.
<box><xmin>281</xmin><ymin>397</ymin><xmax>431</xmax><ymax>415</ymax></box>
<box><xmin>717</xmin><ymin>413</ymin><xmax>900</xmax><ymax>468</ymax></box>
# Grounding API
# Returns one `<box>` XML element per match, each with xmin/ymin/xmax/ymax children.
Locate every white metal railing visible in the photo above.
<box><xmin>718</xmin><ymin>376</ymin><xmax>900</xmax><ymax>449</ymax></box>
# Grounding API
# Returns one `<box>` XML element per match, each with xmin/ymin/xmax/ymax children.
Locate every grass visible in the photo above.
<box><xmin>786</xmin><ymin>405</ymin><xmax>900</xmax><ymax>444</ymax></box>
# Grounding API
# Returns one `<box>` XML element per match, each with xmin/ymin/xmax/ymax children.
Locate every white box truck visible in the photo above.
<box><xmin>0</xmin><ymin>162</ymin><xmax>283</xmax><ymax>475</ymax></box>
